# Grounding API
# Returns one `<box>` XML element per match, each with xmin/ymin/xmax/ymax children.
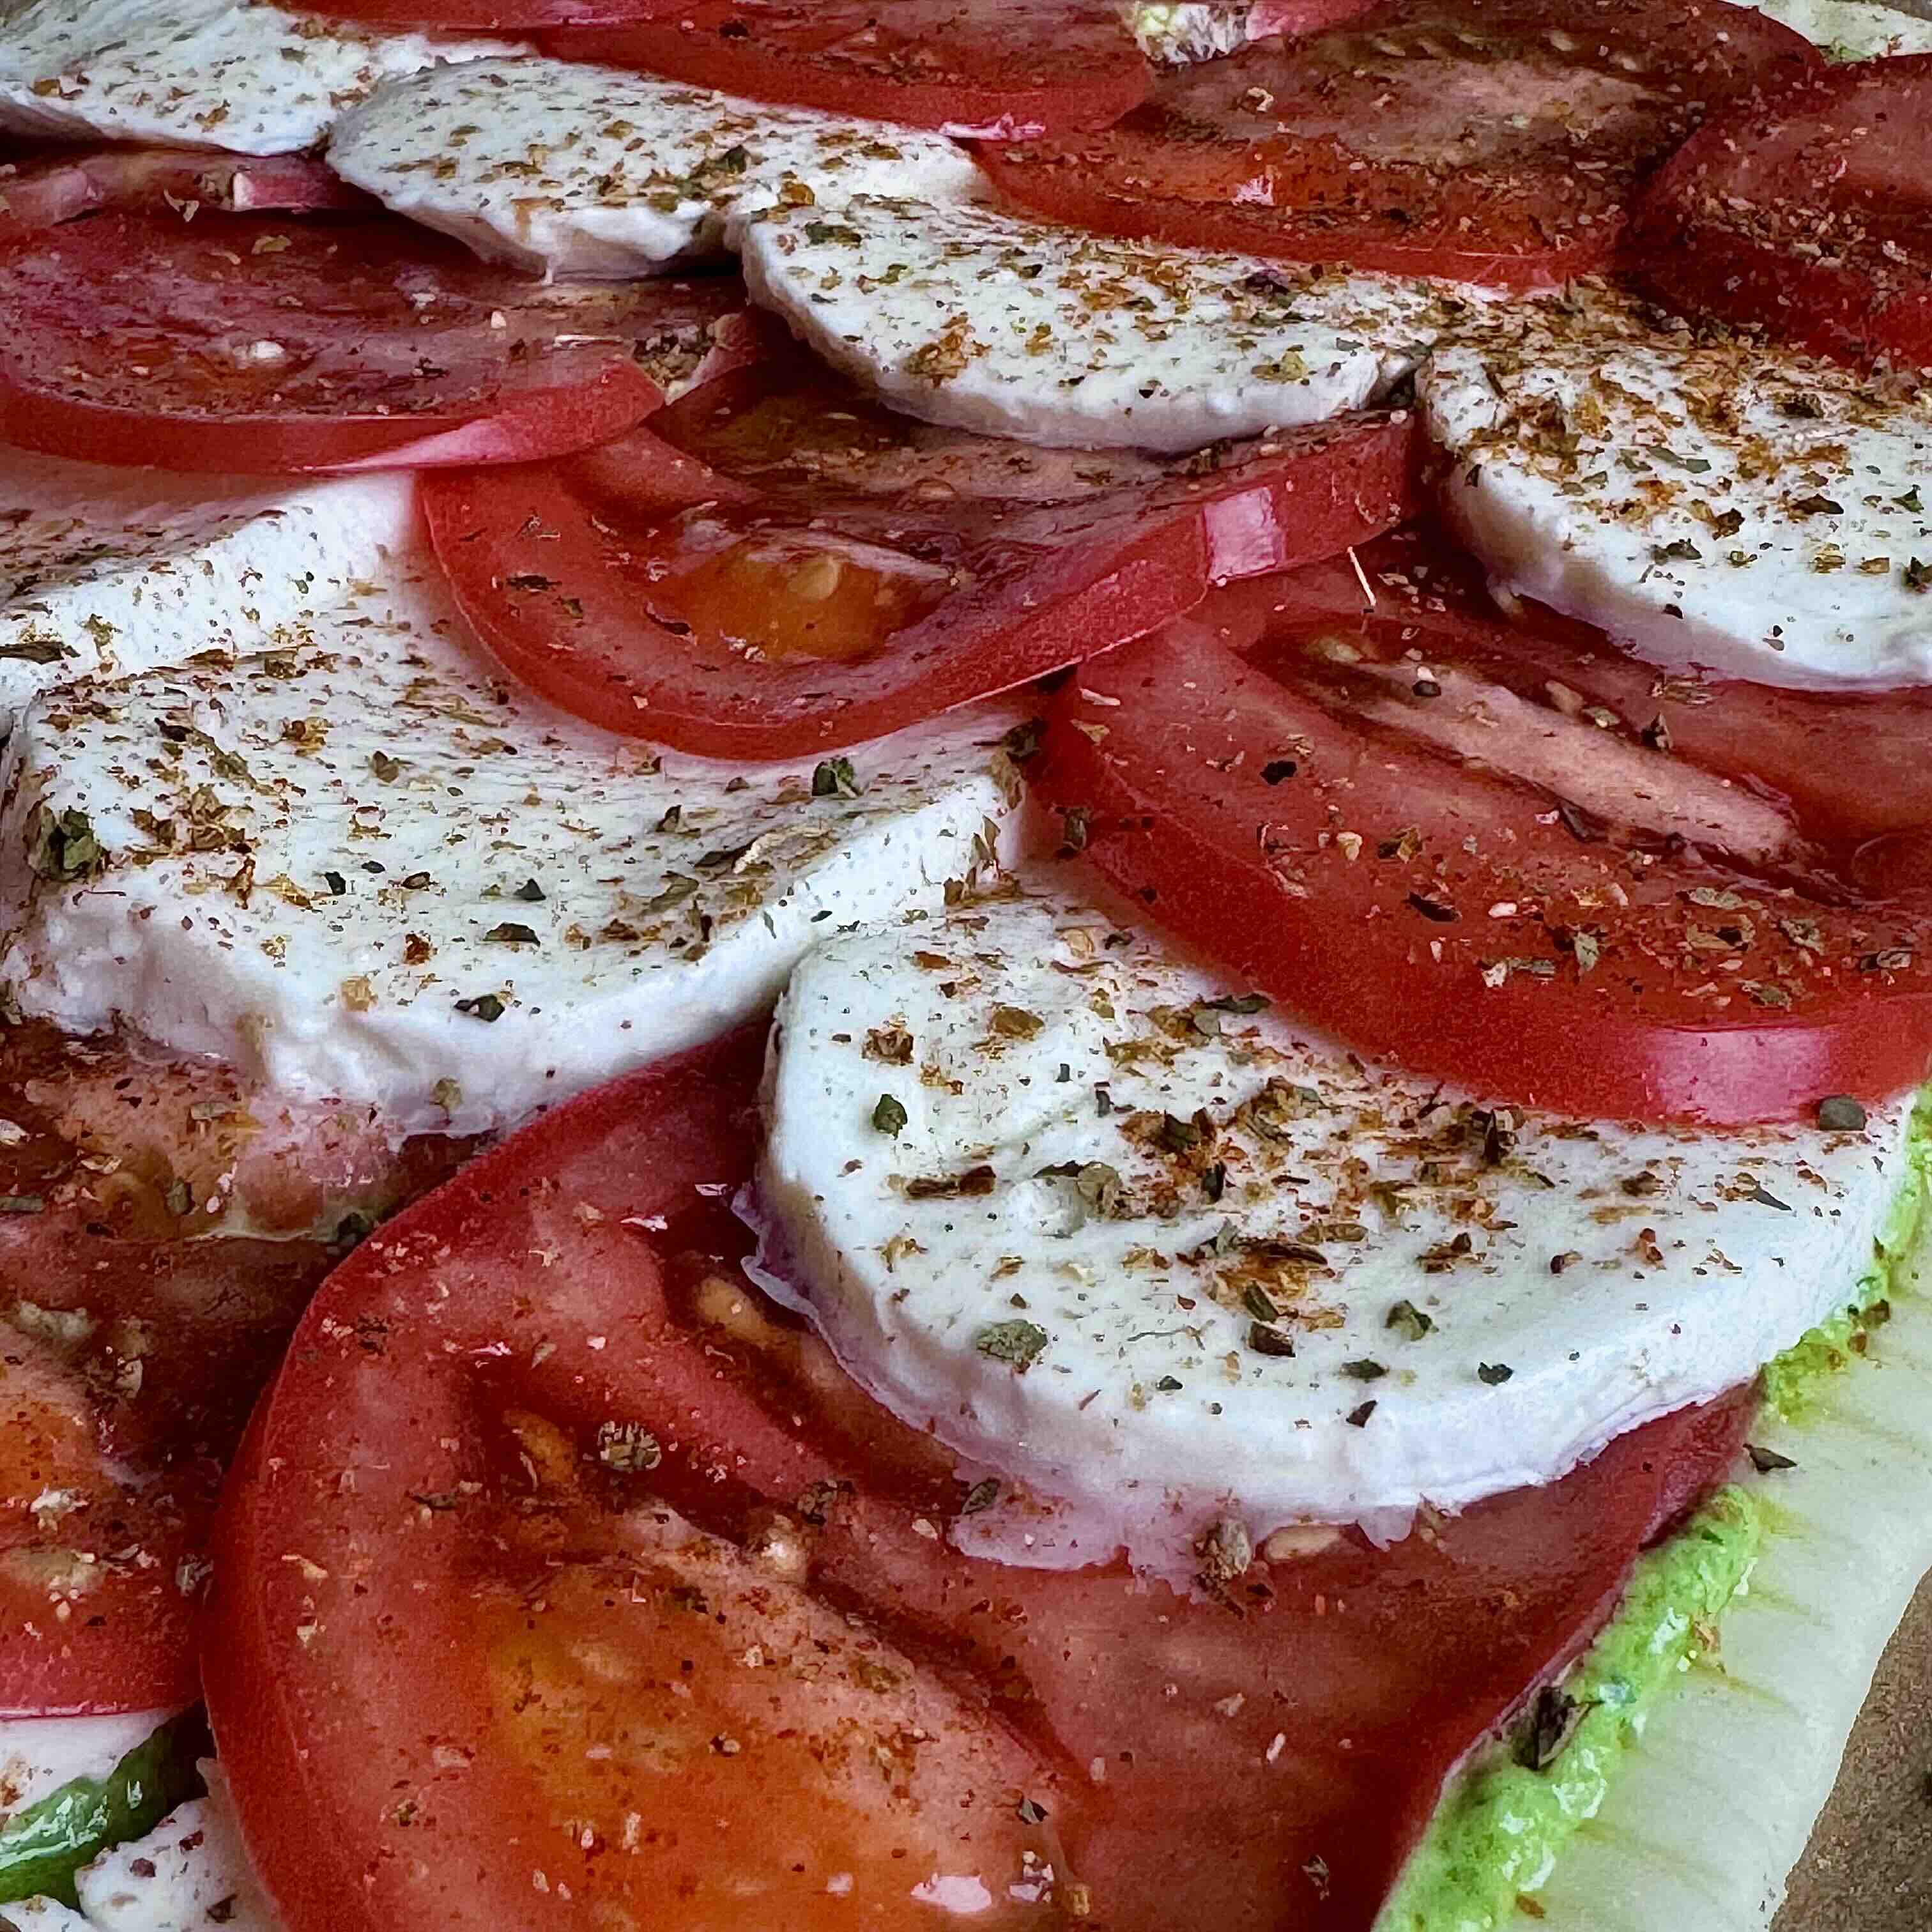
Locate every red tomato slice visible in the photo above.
<box><xmin>1037</xmin><ymin>618</ymin><xmax>1932</xmax><ymax>1123</ymax></box>
<box><xmin>543</xmin><ymin>0</ymin><xmax>1152</xmax><ymax>138</ymax></box>
<box><xmin>303</xmin><ymin>0</ymin><xmax>680</xmax><ymax>22</ymax></box>
<box><xmin>207</xmin><ymin>1028</ymin><xmax>1751</xmax><ymax>1932</ymax></box>
<box><xmin>1212</xmin><ymin>525</ymin><xmax>1932</xmax><ymax>885</ymax></box>
<box><xmin>1</xmin><ymin>1232</ymin><xmax>339</xmax><ymax>1716</ymax></box>
<box><xmin>0</xmin><ymin>1022</ymin><xmax>475</xmax><ymax>1714</ymax></box>
<box><xmin>0</xmin><ymin>148</ymin><xmax>369</xmax><ymax>245</ymax></box>
<box><xmin>0</xmin><ymin>191</ymin><xmax>749</xmax><ymax>473</ymax></box>
<box><xmin>423</xmin><ymin>351</ymin><xmax>1419</xmax><ymax>757</ymax></box>
<box><xmin>978</xmin><ymin>0</ymin><xmax>1816</xmax><ymax>290</ymax></box>
<box><xmin>1634</xmin><ymin>56</ymin><xmax>1932</xmax><ymax>372</ymax></box>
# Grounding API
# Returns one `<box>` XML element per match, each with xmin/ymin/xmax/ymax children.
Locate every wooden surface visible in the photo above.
<box><xmin>1777</xmin><ymin>1572</ymin><xmax>1932</xmax><ymax>1929</ymax></box>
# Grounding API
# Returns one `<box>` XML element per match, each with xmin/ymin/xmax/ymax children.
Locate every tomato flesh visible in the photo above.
<box><xmin>0</xmin><ymin>1023</ymin><xmax>474</xmax><ymax>1714</ymax></box>
<box><xmin>303</xmin><ymin>0</ymin><xmax>682</xmax><ymax>22</ymax></box>
<box><xmin>1213</xmin><ymin>525</ymin><xmax>1932</xmax><ymax>882</ymax></box>
<box><xmin>1635</xmin><ymin>56</ymin><xmax>1932</xmax><ymax>372</ymax></box>
<box><xmin>1036</xmin><ymin>616</ymin><xmax>1932</xmax><ymax>1123</ymax></box>
<box><xmin>209</xmin><ymin>1031</ymin><xmax>1752</xmax><ymax>1932</ymax></box>
<box><xmin>544</xmin><ymin>0</ymin><xmax>1152</xmax><ymax>137</ymax></box>
<box><xmin>0</xmin><ymin>201</ymin><xmax>748</xmax><ymax>473</ymax></box>
<box><xmin>979</xmin><ymin>0</ymin><xmax>1815</xmax><ymax>290</ymax></box>
<box><xmin>423</xmin><ymin>351</ymin><xmax>1419</xmax><ymax>758</ymax></box>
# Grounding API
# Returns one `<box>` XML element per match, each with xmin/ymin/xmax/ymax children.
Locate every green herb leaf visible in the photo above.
<box><xmin>1385</xmin><ymin>1300</ymin><xmax>1434</xmax><ymax>1342</ymax></box>
<box><xmin>1476</xmin><ymin>1361</ymin><xmax>1514</xmax><ymax>1385</ymax></box>
<box><xmin>975</xmin><ymin>1319</ymin><xmax>1049</xmax><ymax>1372</ymax></box>
<box><xmin>811</xmin><ymin>756</ymin><xmax>862</xmax><ymax>799</ymax></box>
<box><xmin>871</xmin><ymin>1092</ymin><xmax>908</xmax><ymax>1137</ymax></box>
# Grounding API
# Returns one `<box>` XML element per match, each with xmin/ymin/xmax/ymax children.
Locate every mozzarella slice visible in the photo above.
<box><xmin>1745</xmin><ymin>0</ymin><xmax>1932</xmax><ymax>56</ymax></box>
<box><xmin>0</xmin><ymin>564</ymin><xmax>1026</xmax><ymax>1138</ymax></box>
<box><xmin>740</xmin><ymin>197</ymin><xmax>1468</xmax><ymax>452</ymax></box>
<box><xmin>68</xmin><ymin>1784</ymin><xmax>272</xmax><ymax>1932</ymax></box>
<box><xmin>758</xmin><ymin>891</ymin><xmax>1915</xmax><ymax>1558</ymax></box>
<box><xmin>328</xmin><ymin>57</ymin><xmax>985</xmax><ymax>282</ymax></box>
<box><xmin>0</xmin><ymin>1710</ymin><xmax>176</xmax><ymax>1825</ymax></box>
<box><xmin>1418</xmin><ymin>287</ymin><xmax>1932</xmax><ymax>690</ymax></box>
<box><xmin>0</xmin><ymin>452</ymin><xmax>415</xmax><ymax>734</ymax></box>
<box><xmin>0</xmin><ymin>0</ymin><xmax>514</xmax><ymax>156</ymax></box>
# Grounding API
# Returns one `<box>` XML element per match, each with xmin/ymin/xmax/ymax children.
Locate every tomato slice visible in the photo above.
<box><xmin>422</xmin><ymin>348</ymin><xmax>1419</xmax><ymax>757</ymax></box>
<box><xmin>978</xmin><ymin>0</ymin><xmax>1816</xmax><ymax>291</ymax></box>
<box><xmin>542</xmin><ymin>0</ymin><xmax>1152</xmax><ymax>138</ymax></box>
<box><xmin>207</xmin><ymin>1027</ymin><xmax>1751</xmax><ymax>1932</ymax></box>
<box><xmin>0</xmin><ymin>189</ymin><xmax>751</xmax><ymax>473</ymax></box>
<box><xmin>0</xmin><ymin>148</ymin><xmax>369</xmax><ymax>245</ymax></box>
<box><xmin>1036</xmin><ymin>615</ymin><xmax>1932</xmax><ymax>1123</ymax></box>
<box><xmin>1217</xmin><ymin>524</ymin><xmax>1932</xmax><ymax>885</ymax></box>
<box><xmin>0</xmin><ymin>1022</ymin><xmax>475</xmax><ymax>1714</ymax></box>
<box><xmin>1634</xmin><ymin>56</ymin><xmax>1932</xmax><ymax>372</ymax></box>
<box><xmin>303</xmin><ymin>0</ymin><xmax>680</xmax><ymax>22</ymax></box>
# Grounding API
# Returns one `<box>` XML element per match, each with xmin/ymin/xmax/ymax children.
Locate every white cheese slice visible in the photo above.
<box><xmin>741</xmin><ymin>196</ymin><xmax>1470</xmax><ymax>452</ymax></box>
<box><xmin>0</xmin><ymin>1710</ymin><xmax>174</xmax><ymax>1825</ymax></box>
<box><xmin>69</xmin><ymin>1784</ymin><xmax>272</xmax><ymax>1932</ymax></box>
<box><xmin>758</xmin><ymin>889</ymin><xmax>1913</xmax><ymax>1558</ymax></box>
<box><xmin>0</xmin><ymin>0</ymin><xmax>515</xmax><ymax>156</ymax></box>
<box><xmin>0</xmin><ymin>563</ymin><xmax>1026</xmax><ymax>1138</ymax></box>
<box><xmin>1745</xmin><ymin>0</ymin><xmax>1932</xmax><ymax>55</ymax></box>
<box><xmin>328</xmin><ymin>57</ymin><xmax>985</xmax><ymax>281</ymax></box>
<box><xmin>1418</xmin><ymin>286</ymin><xmax>1932</xmax><ymax>690</ymax></box>
<box><xmin>0</xmin><ymin>451</ymin><xmax>415</xmax><ymax>735</ymax></box>
<box><xmin>1124</xmin><ymin>3</ymin><xmax>1255</xmax><ymax>61</ymax></box>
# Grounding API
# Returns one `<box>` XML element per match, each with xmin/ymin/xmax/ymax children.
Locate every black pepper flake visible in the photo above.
<box><xmin>1262</xmin><ymin>758</ymin><xmax>1298</xmax><ymax>785</ymax></box>
<box><xmin>1406</xmin><ymin>891</ymin><xmax>1458</xmax><ymax>924</ymax></box>
<box><xmin>1516</xmin><ymin>1685</ymin><xmax>1586</xmax><ymax>1772</ymax></box>
<box><xmin>1476</xmin><ymin>1361</ymin><xmax>1514</xmax><ymax>1386</ymax></box>
<box><xmin>1201</xmin><ymin>1162</ymin><xmax>1227</xmax><ymax>1202</ymax></box>
<box><xmin>514</xmin><ymin>878</ymin><xmax>546</xmax><ymax>903</ymax></box>
<box><xmin>1016</xmin><ymin>1797</ymin><xmax>1049</xmax><ymax>1826</ymax></box>
<box><xmin>1746</xmin><ymin>1444</ymin><xmax>1797</xmax><ymax>1474</ymax></box>
<box><xmin>1345</xmin><ymin>1400</ymin><xmax>1377</xmax><ymax>1427</ymax></box>
<box><xmin>1342</xmin><ymin>1359</ymin><xmax>1387</xmax><ymax>1381</ymax></box>
<box><xmin>1155</xmin><ymin>1375</ymin><xmax>1183</xmax><ymax>1393</ymax></box>
<box><xmin>322</xmin><ymin>870</ymin><xmax>347</xmax><ymax>896</ymax></box>
<box><xmin>454</xmin><ymin>993</ymin><xmax>506</xmax><ymax>1023</ymax></box>
<box><xmin>1247</xmin><ymin>1321</ymin><xmax>1296</xmax><ymax>1358</ymax></box>
<box><xmin>1744</xmin><ymin>1184</ymin><xmax>1791</xmax><ymax>1211</ymax></box>
<box><xmin>1816</xmin><ymin>1094</ymin><xmax>1867</xmax><ymax>1131</ymax></box>
<box><xmin>484</xmin><ymin>923</ymin><xmax>540</xmax><ymax>946</ymax></box>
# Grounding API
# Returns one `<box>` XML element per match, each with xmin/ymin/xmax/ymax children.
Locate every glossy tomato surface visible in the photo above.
<box><xmin>1215</xmin><ymin>525</ymin><xmax>1932</xmax><ymax>878</ymax></box>
<box><xmin>208</xmin><ymin>1028</ymin><xmax>1752</xmax><ymax>1931</ymax></box>
<box><xmin>1038</xmin><ymin>617</ymin><xmax>1932</xmax><ymax>1123</ymax></box>
<box><xmin>423</xmin><ymin>348</ymin><xmax>1420</xmax><ymax>757</ymax></box>
<box><xmin>546</xmin><ymin>0</ymin><xmax>1151</xmax><ymax>137</ymax></box>
<box><xmin>1635</xmin><ymin>55</ymin><xmax>1932</xmax><ymax>372</ymax></box>
<box><xmin>979</xmin><ymin>0</ymin><xmax>1815</xmax><ymax>289</ymax></box>
<box><xmin>0</xmin><ymin>195</ymin><xmax>745</xmax><ymax>472</ymax></box>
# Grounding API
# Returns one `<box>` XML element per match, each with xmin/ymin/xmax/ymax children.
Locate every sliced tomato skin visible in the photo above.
<box><xmin>1633</xmin><ymin>56</ymin><xmax>1932</xmax><ymax>371</ymax></box>
<box><xmin>208</xmin><ymin>1028</ymin><xmax>1754</xmax><ymax>1932</ymax></box>
<box><xmin>543</xmin><ymin>0</ymin><xmax>1152</xmax><ymax>138</ymax></box>
<box><xmin>0</xmin><ymin>205</ymin><xmax>706</xmax><ymax>474</ymax></box>
<box><xmin>424</xmin><ymin>359</ymin><xmax>1420</xmax><ymax>758</ymax></box>
<box><xmin>1223</xmin><ymin>525</ymin><xmax>1932</xmax><ymax>867</ymax></box>
<box><xmin>981</xmin><ymin>0</ymin><xmax>1815</xmax><ymax>291</ymax></box>
<box><xmin>1037</xmin><ymin>621</ymin><xmax>1932</xmax><ymax>1124</ymax></box>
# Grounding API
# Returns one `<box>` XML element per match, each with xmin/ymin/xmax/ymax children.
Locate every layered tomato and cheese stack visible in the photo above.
<box><xmin>0</xmin><ymin>2</ymin><xmax>1929</xmax><ymax>1929</ymax></box>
